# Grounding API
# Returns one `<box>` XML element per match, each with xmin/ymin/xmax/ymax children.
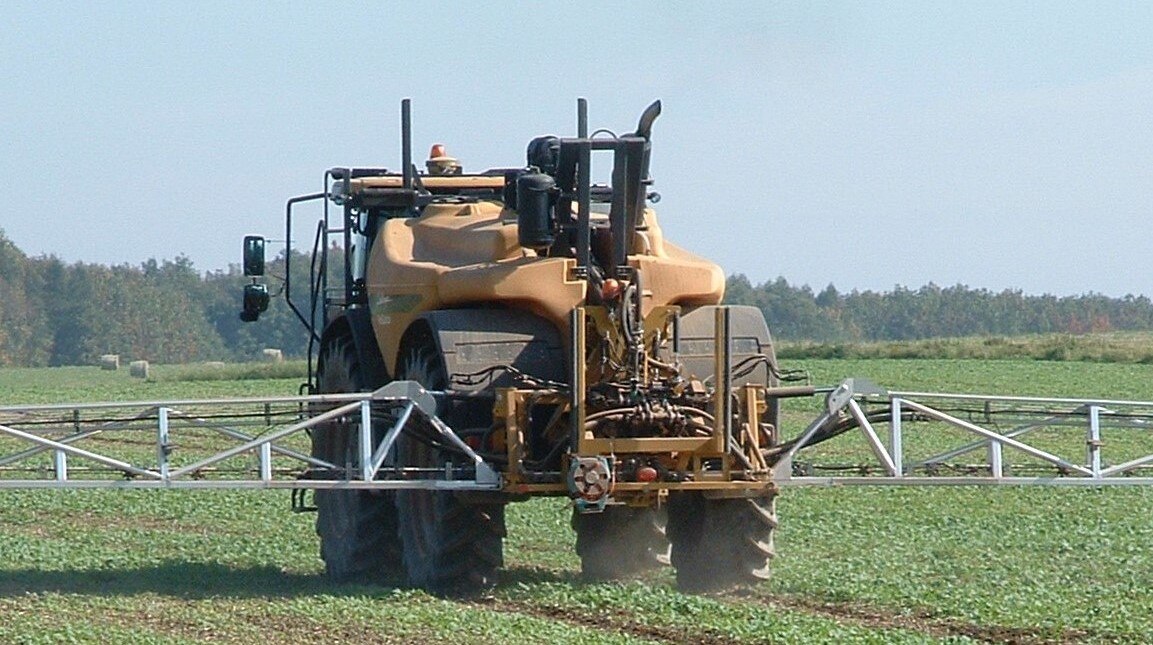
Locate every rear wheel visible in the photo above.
<box><xmin>313</xmin><ymin>335</ymin><xmax>402</xmax><ymax>582</ymax></box>
<box><xmin>394</xmin><ymin>339</ymin><xmax>506</xmax><ymax>595</ymax></box>
<box><xmin>666</xmin><ymin>492</ymin><xmax>776</xmax><ymax>593</ymax></box>
<box><xmin>572</xmin><ymin>505</ymin><xmax>668</xmax><ymax>581</ymax></box>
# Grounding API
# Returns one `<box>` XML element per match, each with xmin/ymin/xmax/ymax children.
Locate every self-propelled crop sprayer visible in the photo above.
<box><xmin>239</xmin><ymin>99</ymin><xmax>802</xmax><ymax>593</ymax></box>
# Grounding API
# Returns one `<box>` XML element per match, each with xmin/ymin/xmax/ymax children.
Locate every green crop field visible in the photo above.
<box><xmin>1</xmin><ymin>360</ymin><xmax>1152</xmax><ymax>643</ymax></box>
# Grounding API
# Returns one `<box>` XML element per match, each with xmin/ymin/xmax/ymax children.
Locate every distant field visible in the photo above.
<box><xmin>780</xmin><ymin>330</ymin><xmax>1153</xmax><ymax>364</ymax></box>
<box><xmin>0</xmin><ymin>360</ymin><xmax>1151</xmax><ymax>643</ymax></box>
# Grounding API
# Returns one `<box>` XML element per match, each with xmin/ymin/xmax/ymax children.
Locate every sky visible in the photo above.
<box><xmin>2</xmin><ymin>2</ymin><xmax>1151</xmax><ymax>297</ymax></box>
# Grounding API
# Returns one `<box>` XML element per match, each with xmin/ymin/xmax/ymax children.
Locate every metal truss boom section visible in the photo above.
<box><xmin>779</xmin><ymin>382</ymin><xmax>1153</xmax><ymax>486</ymax></box>
<box><xmin>3</xmin><ymin>379</ymin><xmax>1153</xmax><ymax>489</ymax></box>
<box><xmin>0</xmin><ymin>381</ymin><xmax>497</xmax><ymax>491</ymax></box>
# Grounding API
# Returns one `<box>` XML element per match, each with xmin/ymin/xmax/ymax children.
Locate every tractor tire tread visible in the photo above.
<box><xmin>667</xmin><ymin>492</ymin><xmax>776</xmax><ymax>593</ymax></box>
<box><xmin>313</xmin><ymin>335</ymin><xmax>403</xmax><ymax>583</ymax></box>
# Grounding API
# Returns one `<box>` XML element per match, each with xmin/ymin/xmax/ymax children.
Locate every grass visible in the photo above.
<box><xmin>149</xmin><ymin>360</ymin><xmax>310</xmax><ymax>383</ymax></box>
<box><xmin>0</xmin><ymin>364</ymin><xmax>307</xmax><ymax>405</ymax></box>
<box><xmin>0</xmin><ymin>489</ymin><xmax>940</xmax><ymax>644</ymax></box>
<box><xmin>1</xmin><ymin>358</ymin><xmax>1153</xmax><ymax>642</ymax></box>
<box><xmin>775</xmin><ymin>486</ymin><xmax>1153</xmax><ymax>639</ymax></box>
<box><xmin>779</xmin><ymin>330</ymin><xmax>1153</xmax><ymax>364</ymax></box>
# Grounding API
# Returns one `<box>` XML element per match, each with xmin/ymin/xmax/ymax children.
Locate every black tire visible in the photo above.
<box><xmin>572</xmin><ymin>505</ymin><xmax>669</xmax><ymax>581</ymax></box>
<box><xmin>313</xmin><ymin>335</ymin><xmax>403</xmax><ymax>582</ymax></box>
<box><xmin>666</xmin><ymin>492</ymin><xmax>776</xmax><ymax>593</ymax></box>
<box><xmin>394</xmin><ymin>339</ymin><xmax>506</xmax><ymax>595</ymax></box>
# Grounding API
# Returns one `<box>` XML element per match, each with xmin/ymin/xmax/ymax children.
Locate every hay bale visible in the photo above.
<box><xmin>261</xmin><ymin>348</ymin><xmax>284</xmax><ymax>363</ymax></box>
<box><xmin>99</xmin><ymin>354</ymin><xmax>120</xmax><ymax>371</ymax></box>
<box><xmin>204</xmin><ymin>361</ymin><xmax>227</xmax><ymax>369</ymax></box>
<box><xmin>129</xmin><ymin>360</ymin><xmax>150</xmax><ymax>379</ymax></box>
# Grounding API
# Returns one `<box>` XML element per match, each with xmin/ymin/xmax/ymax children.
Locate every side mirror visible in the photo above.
<box><xmin>243</xmin><ymin>235</ymin><xmax>266</xmax><ymax>277</ymax></box>
<box><xmin>240</xmin><ymin>283</ymin><xmax>269</xmax><ymax>322</ymax></box>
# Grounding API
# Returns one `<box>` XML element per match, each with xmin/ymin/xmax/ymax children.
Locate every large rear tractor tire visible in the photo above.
<box><xmin>573</xmin><ymin>505</ymin><xmax>669</xmax><ymax>581</ymax></box>
<box><xmin>313</xmin><ymin>335</ymin><xmax>403</xmax><ymax>583</ymax></box>
<box><xmin>394</xmin><ymin>339</ymin><xmax>506</xmax><ymax>595</ymax></box>
<box><xmin>666</xmin><ymin>492</ymin><xmax>776</xmax><ymax>593</ymax></box>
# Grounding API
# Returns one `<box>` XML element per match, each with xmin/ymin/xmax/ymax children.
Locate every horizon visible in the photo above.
<box><xmin>2</xmin><ymin>224</ymin><xmax>1145</xmax><ymax>301</ymax></box>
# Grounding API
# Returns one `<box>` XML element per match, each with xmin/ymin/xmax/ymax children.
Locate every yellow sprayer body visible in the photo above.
<box><xmin>361</xmin><ymin>195</ymin><xmax>725</xmax><ymax>375</ymax></box>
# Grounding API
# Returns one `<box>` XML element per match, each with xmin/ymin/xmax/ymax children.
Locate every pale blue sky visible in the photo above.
<box><xmin>2</xmin><ymin>2</ymin><xmax>1151</xmax><ymax>296</ymax></box>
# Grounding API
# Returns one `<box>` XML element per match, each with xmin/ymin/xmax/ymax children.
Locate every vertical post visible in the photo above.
<box><xmin>264</xmin><ymin>400</ymin><xmax>280</xmax><ymax>481</ymax></box>
<box><xmin>54</xmin><ymin>450</ymin><xmax>67</xmax><ymax>482</ymax></box>
<box><xmin>713</xmin><ymin>307</ymin><xmax>732</xmax><ymax>454</ymax></box>
<box><xmin>500</xmin><ymin>390</ymin><xmax>523</xmax><ymax>485</ymax></box>
<box><xmin>158</xmin><ymin>406</ymin><xmax>170</xmax><ymax>481</ymax></box>
<box><xmin>570</xmin><ymin>308</ymin><xmax>587</xmax><ymax>454</ymax></box>
<box><xmin>623</xmin><ymin>138</ymin><xmax>646</xmax><ymax>246</ymax></box>
<box><xmin>575</xmin><ymin>140</ymin><xmax>592</xmax><ymax>274</ymax></box>
<box><xmin>1088</xmin><ymin>405</ymin><xmax>1103</xmax><ymax>479</ymax></box>
<box><xmin>402</xmin><ymin>98</ymin><xmax>413</xmax><ymax>191</ymax></box>
<box><xmin>359</xmin><ymin>399</ymin><xmax>373</xmax><ymax>481</ymax></box>
<box><xmin>260</xmin><ymin>442</ymin><xmax>273</xmax><ymax>482</ymax></box>
<box><xmin>890</xmin><ymin>398</ymin><xmax>904</xmax><ymax>477</ymax></box>
<box><xmin>989</xmin><ymin>439</ymin><xmax>1003</xmax><ymax>478</ymax></box>
<box><xmin>722</xmin><ymin>307</ymin><xmax>732</xmax><ymax>452</ymax></box>
<box><xmin>610</xmin><ymin>145</ymin><xmax>629</xmax><ymax>272</ymax></box>
<box><xmin>577</xmin><ymin>97</ymin><xmax>588</xmax><ymax>138</ymax></box>
<box><xmin>743</xmin><ymin>385</ymin><xmax>767</xmax><ymax>470</ymax></box>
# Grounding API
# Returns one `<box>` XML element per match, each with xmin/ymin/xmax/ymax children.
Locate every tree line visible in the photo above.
<box><xmin>726</xmin><ymin>274</ymin><xmax>1153</xmax><ymax>342</ymax></box>
<box><xmin>3</xmin><ymin>229</ymin><xmax>1153</xmax><ymax>368</ymax></box>
<box><xmin>0</xmin><ymin>230</ymin><xmax>310</xmax><ymax>367</ymax></box>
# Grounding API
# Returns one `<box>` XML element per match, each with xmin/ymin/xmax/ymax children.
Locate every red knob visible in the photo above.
<box><xmin>602</xmin><ymin>278</ymin><xmax>622</xmax><ymax>301</ymax></box>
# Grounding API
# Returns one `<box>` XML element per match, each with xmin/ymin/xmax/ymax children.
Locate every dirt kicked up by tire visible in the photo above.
<box><xmin>573</xmin><ymin>505</ymin><xmax>669</xmax><ymax>581</ymax></box>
